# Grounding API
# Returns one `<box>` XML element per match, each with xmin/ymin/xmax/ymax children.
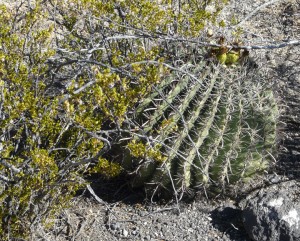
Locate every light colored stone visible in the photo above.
<box><xmin>242</xmin><ymin>180</ymin><xmax>300</xmax><ymax>241</ymax></box>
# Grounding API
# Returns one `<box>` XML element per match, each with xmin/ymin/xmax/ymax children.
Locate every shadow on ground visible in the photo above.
<box><xmin>210</xmin><ymin>206</ymin><xmax>251</xmax><ymax>241</ymax></box>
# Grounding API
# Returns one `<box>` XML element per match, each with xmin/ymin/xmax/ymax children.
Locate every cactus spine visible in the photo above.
<box><xmin>124</xmin><ymin>62</ymin><xmax>278</xmax><ymax>196</ymax></box>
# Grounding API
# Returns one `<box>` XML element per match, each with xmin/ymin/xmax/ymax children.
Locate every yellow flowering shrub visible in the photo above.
<box><xmin>90</xmin><ymin>157</ymin><xmax>122</xmax><ymax>178</ymax></box>
<box><xmin>0</xmin><ymin>0</ymin><xmax>227</xmax><ymax>239</ymax></box>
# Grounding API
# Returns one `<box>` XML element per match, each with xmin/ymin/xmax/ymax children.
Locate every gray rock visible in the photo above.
<box><xmin>107</xmin><ymin>222</ymin><xmax>121</xmax><ymax>231</ymax></box>
<box><xmin>242</xmin><ymin>180</ymin><xmax>300</xmax><ymax>241</ymax></box>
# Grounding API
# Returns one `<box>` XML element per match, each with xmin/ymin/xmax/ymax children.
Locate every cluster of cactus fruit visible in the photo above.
<box><xmin>121</xmin><ymin>60</ymin><xmax>278</xmax><ymax>196</ymax></box>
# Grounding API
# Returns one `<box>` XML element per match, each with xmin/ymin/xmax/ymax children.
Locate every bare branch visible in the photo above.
<box><xmin>238</xmin><ymin>40</ymin><xmax>300</xmax><ymax>50</ymax></box>
<box><xmin>0</xmin><ymin>159</ymin><xmax>21</xmax><ymax>173</ymax></box>
<box><xmin>103</xmin><ymin>34</ymin><xmax>300</xmax><ymax>50</ymax></box>
<box><xmin>86</xmin><ymin>184</ymin><xmax>106</xmax><ymax>205</ymax></box>
<box><xmin>0</xmin><ymin>174</ymin><xmax>11</xmax><ymax>183</ymax></box>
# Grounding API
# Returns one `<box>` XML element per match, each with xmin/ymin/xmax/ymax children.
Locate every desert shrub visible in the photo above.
<box><xmin>0</xmin><ymin>2</ymin><xmax>85</xmax><ymax>239</ymax></box>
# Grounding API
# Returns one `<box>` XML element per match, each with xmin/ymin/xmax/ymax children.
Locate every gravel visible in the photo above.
<box><xmin>36</xmin><ymin>194</ymin><xmax>250</xmax><ymax>241</ymax></box>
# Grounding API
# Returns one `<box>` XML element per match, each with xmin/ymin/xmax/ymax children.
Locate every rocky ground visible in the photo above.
<box><xmin>32</xmin><ymin>1</ymin><xmax>299</xmax><ymax>240</ymax></box>
<box><xmin>33</xmin><ymin>182</ymin><xmax>251</xmax><ymax>241</ymax></box>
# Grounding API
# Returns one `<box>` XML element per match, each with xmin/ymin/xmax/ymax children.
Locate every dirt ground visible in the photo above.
<box><xmin>32</xmin><ymin>1</ymin><xmax>299</xmax><ymax>240</ymax></box>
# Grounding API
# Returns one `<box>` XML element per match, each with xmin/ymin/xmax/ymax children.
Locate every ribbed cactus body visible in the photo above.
<box><xmin>125</xmin><ymin>62</ymin><xmax>278</xmax><ymax>195</ymax></box>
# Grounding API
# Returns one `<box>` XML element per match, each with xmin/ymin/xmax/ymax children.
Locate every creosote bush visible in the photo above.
<box><xmin>0</xmin><ymin>3</ymin><xmax>82</xmax><ymax>239</ymax></box>
<box><xmin>0</xmin><ymin>0</ymin><xmax>232</xmax><ymax>239</ymax></box>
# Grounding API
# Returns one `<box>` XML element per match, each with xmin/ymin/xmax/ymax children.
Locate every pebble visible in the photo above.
<box><xmin>122</xmin><ymin>229</ymin><xmax>128</xmax><ymax>237</ymax></box>
<box><xmin>109</xmin><ymin>222</ymin><xmax>120</xmax><ymax>231</ymax></box>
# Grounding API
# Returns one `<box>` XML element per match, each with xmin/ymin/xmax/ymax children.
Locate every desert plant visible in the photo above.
<box><xmin>0</xmin><ymin>3</ymin><xmax>89</xmax><ymax>239</ymax></box>
<box><xmin>124</xmin><ymin>60</ymin><xmax>278</xmax><ymax>197</ymax></box>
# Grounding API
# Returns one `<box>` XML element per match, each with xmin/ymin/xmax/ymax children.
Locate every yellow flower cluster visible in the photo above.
<box><xmin>127</xmin><ymin>140</ymin><xmax>167</xmax><ymax>163</ymax></box>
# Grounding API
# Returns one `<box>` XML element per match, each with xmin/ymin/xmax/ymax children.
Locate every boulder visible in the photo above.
<box><xmin>242</xmin><ymin>180</ymin><xmax>300</xmax><ymax>241</ymax></box>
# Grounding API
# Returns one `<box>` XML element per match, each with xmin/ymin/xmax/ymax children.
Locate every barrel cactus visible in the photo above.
<box><xmin>122</xmin><ymin>60</ymin><xmax>278</xmax><ymax>197</ymax></box>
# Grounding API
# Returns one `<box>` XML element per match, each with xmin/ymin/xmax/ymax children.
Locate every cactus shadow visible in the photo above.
<box><xmin>210</xmin><ymin>206</ymin><xmax>252</xmax><ymax>241</ymax></box>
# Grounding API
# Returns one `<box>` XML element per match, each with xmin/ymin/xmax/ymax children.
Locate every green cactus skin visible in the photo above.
<box><xmin>125</xmin><ymin>62</ymin><xmax>278</xmax><ymax>196</ymax></box>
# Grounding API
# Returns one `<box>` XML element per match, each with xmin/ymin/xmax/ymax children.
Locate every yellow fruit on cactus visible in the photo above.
<box><xmin>217</xmin><ymin>53</ymin><xmax>227</xmax><ymax>64</ymax></box>
<box><xmin>216</xmin><ymin>46</ymin><xmax>228</xmax><ymax>64</ymax></box>
<box><xmin>225</xmin><ymin>51</ymin><xmax>240</xmax><ymax>65</ymax></box>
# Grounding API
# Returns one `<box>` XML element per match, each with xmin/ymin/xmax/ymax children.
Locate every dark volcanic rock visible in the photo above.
<box><xmin>242</xmin><ymin>180</ymin><xmax>300</xmax><ymax>241</ymax></box>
